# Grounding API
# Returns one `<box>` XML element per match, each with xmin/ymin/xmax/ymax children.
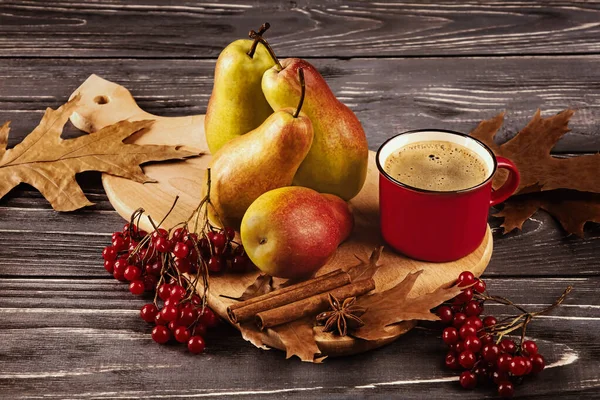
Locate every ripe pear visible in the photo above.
<box><xmin>262</xmin><ymin>58</ymin><xmax>369</xmax><ymax>201</ymax></box>
<box><xmin>204</xmin><ymin>25</ymin><xmax>276</xmax><ymax>153</ymax></box>
<box><xmin>241</xmin><ymin>187</ymin><xmax>354</xmax><ymax>279</ymax></box>
<box><xmin>206</xmin><ymin>70</ymin><xmax>313</xmax><ymax>228</ymax></box>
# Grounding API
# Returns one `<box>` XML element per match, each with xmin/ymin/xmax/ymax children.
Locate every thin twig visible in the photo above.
<box><xmin>484</xmin><ymin>286</ymin><xmax>573</xmax><ymax>347</ymax></box>
<box><xmin>157</xmin><ymin>195</ymin><xmax>180</xmax><ymax>228</ymax></box>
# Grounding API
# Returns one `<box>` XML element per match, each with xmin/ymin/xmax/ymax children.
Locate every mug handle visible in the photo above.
<box><xmin>490</xmin><ymin>156</ymin><xmax>520</xmax><ymax>207</ymax></box>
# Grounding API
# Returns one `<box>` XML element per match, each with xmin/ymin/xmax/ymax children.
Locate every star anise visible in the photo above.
<box><xmin>316</xmin><ymin>293</ymin><xmax>366</xmax><ymax>336</ymax></box>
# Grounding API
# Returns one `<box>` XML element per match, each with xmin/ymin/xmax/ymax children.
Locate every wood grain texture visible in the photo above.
<box><xmin>1</xmin><ymin>185</ymin><xmax>599</xmax><ymax>277</ymax></box>
<box><xmin>1</xmin><ymin>1</ymin><xmax>600</xmax><ymax>58</ymax></box>
<box><xmin>65</xmin><ymin>74</ymin><xmax>491</xmax><ymax>357</ymax></box>
<box><xmin>1</xmin><ymin>0</ymin><xmax>599</xmax><ymax>397</ymax></box>
<box><xmin>1</xmin><ymin>57</ymin><xmax>600</xmax><ymax>155</ymax></box>
<box><xmin>1</xmin><ymin>276</ymin><xmax>598</xmax><ymax>398</ymax></box>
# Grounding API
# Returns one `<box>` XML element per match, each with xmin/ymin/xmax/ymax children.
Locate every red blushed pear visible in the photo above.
<box><xmin>240</xmin><ymin>187</ymin><xmax>354</xmax><ymax>279</ymax></box>
<box><xmin>262</xmin><ymin>58</ymin><xmax>369</xmax><ymax>201</ymax></box>
<box><xmin>205</xmin><ymin>69</ymin><xmax>313</xmax><ymax>228</ymax></box>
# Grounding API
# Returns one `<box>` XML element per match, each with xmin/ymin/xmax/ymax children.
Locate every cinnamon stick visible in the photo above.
<box><xmin>256</xmin><ymin>278</ymin><xmax>376</xmax><ymax>330</ymax></box>
<box><xmin>227</xmin><ymin>269</ymin><xmax>351</xmax><ymax>324</ymax></box>
<box><xmin>228</xmin><ymin>269</ymin><xmax>343</xmax><ymax>310</ymax></box>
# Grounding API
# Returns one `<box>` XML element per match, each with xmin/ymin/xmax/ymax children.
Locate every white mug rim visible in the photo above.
<box><xmin>376</xmin><ymin>129</ymin><xmax>498</xmax><ymax>195</ymax></box>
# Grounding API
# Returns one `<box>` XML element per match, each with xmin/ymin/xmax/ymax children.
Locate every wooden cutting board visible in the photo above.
<box><xmin>69</xmin><ymin>75</ymin><xmax>492</xmax><ymax>358</ymax></box>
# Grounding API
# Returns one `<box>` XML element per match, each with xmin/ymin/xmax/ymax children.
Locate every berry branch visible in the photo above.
<box><xmin>436</xmin><ymin>271</ymin><xmax>572</xmax><ymax>398</ymax></box>
<box><xmin>474</xmin><ymin>286</ymin><xmax>572</xmax><ymax>344</ymax></box>
<box><xmin>101</xmin><ymin>168</ymin><xmax>255</xmax><ymax>354</ymax></box>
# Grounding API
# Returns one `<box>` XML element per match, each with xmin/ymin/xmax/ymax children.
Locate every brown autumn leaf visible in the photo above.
<box><xmin>0</xmin><ymin>122</ymin><xmax>9</xmax><ymax>157</ymax></box>
<box><xmin>232</xmin><ymin>248</ymin><xmax>386</xmax><ymax>362</ymax></box>
<box><xmin>352</xmin><ymin>270</ymin><xmax>463</xmax><ymax>342</ymax></box>
<box><xmin>239</xmin><ymin>321</ymin><xmax>271</xmax><ymax>351</ymax></box>
<box><xmin>237</xmin><ymin>317</ymin><xmax>322</xmax><ymax>362</ymax></box>
<box><xmin>496</xmin><ymin>190</ymin><xmax>600</xmax><ymax>236</ymax></box>
<box><xmin>232</xmin><ymin>272</ymin><xmax>321</xmax><ymax>362</ymax></box>
<box><xmin>272</xmin><ymin>318</ymin><xmax>324</xmax><ymax>363</ymax></box>
<box><xmin>0</xmin><ymin>96</ymin><xmax>199</xmax><ymax>211</ymax></box>
<box><xmin>470</xmin><ymin>110</ymin><xmax>600</xmax><ymax>236</ymax></box>
<box><xmin>470</xmin><ymin>109</ymin><xmax>600</xmax><ymax>193</ymax></box>
<box><xmin>220</xmin><ymin>274</ymin><xmax>274</xmax><ymax>301</ymax></box>
<box><xmin>347</xmin><ymin>246</ymin><xmax>384</xmax><ymax>281</ymax></box>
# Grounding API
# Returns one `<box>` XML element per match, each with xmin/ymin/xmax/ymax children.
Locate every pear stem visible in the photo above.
<box><xmin>249</xmin><ymin>29</ymin><xmax>282</xmax><ymax>71</ymax></box>
<box><xmin>247</xmin><ymin>22</ymin><xmax>270</xmax><ymax>58</ymax></box>
<box><xmin>293</xmin><ymin>68</ymin><xmax>306</xmax><ymax>119</ymax></box>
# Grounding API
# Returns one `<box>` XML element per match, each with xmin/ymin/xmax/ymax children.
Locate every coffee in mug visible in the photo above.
<box><xmin>383</xmin><ymin>141</ymin><xmax>488</xmax><ymax>192</ymax></box>
<box><xmin>376</xmin><ymin>129</ymin><xmax>520</xmax><ymax>262</ymax></box>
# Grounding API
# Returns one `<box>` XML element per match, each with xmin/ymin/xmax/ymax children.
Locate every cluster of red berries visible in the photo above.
<box><xmin>437</xmin><ymin>271</ymin><xmax>546</xmax><ymax>398</ymax></box>
<box><xmin>140</xmin><ymin>285</ymin><xmax>218</xmax><ymax>354</ymax></box>
<box><xmin>102</xmin><ymin>220</ymin><xmax>250</xmax><ymax>354</ymax></box>
<box><xmin>103</xmin><ymin>223</ymin><xmax>252</xmax><ymax>280</ymax></box>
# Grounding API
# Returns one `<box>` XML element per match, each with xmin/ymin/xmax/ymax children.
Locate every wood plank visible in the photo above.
<box><xmin>1</xmin><ymin>277</ymin><xmax>594</xmax><ymax>319</ymax></box>
<box><xmin>0</xmin><ymin>277</ymin><xmax>597</xmax><ymax>398</ymax></box>
<box><xmin>1</xmin><ymin>57</ymin><xmax>600</xmax><ymax>153</ymax></box>
<box><xmin>1</xmin><ymin>1</ymin><xmax>598</xmax><ymax>397</ymax></box>
<box><xmin>63</xmin><ymin>74</ymin><xmax>491</xmax><ymax>358</ymax></box>
<box><xmin>1</xmin><ymin>56</ymin><xmax>599</xmax><ymax>277</ymax></box>
<box><xmin>1</xmin><ymin>1</ymin><xmax>600</xmax><ymax>58</ymax></box>
<box><xmin>0</xmin><ymin>184</ymin><xmax>599</xmax><ymax>277</ymax></box>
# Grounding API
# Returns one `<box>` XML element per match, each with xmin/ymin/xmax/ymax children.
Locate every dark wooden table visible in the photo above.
<box><xmin>1</xmin><ymin>1</ymin><xmax>599</xmax><ymax>398</ymax></box>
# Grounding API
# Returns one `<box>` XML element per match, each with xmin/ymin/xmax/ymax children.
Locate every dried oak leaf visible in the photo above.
<box><xmin>232</xmin><ymin>274</ymin><xmax>321</xmax><ymax>362</ymax></box>
<box><xmin>272</xmin><ymin>318</ymin><xmax>324</xmax><ymax>363</ymax></box>
<box><xmin>348</xmin><ymin>246</ymin><xmax>384</xmax><ymax>281</ymax></box>
<box><xmin>470</xmin><ymin>109</ymin><xmax>599</xmax><ymax>193</ymax></box>
<box><xmin>220</xmin><ymin>274</ymin><xmax>274</xmax><ymax>301</ymax></box>
<box><xmin>233</xmin><ymin>247</ymin><xmax>385</xmax><ymax>362</ymax></box>
<box><xmin>497</xmin><ymin>190</ymin><xmax>600</xmax><ymax>236</ymax></box>
<box><xmin>352</xmin><ymin>270</ymin><xmax>463</xmax><ymax>342</ymax></box>
<box><xmin>0</xmin><ymin>96</ymin><xmax>198</xmax><ymax>211</ymax></box>
<box><xmin>239</xmin><ymin>321</ymin><xmax>271</xmax><ymax>351</ymax></box>
<box><xmin>470</xmin><ymin>110</ymin><xmax>600</xmax><ymax>236</ymax></box>
<box><xmin>238</xmin><ymin>318</ymin><xmax>323</xmax><ymax>363</ymax></box>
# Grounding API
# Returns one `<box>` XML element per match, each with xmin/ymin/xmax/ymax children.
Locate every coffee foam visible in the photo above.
<box><xmin>383</xmin><ymin>140</ymin><xmax>488</xmax><ymax>192</ymax></box>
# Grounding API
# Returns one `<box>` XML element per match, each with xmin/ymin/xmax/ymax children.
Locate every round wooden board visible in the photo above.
<box><xmin>69</xmin><ymin>75</ymin><xmax>492</xmax><ymax>358</ymax></box>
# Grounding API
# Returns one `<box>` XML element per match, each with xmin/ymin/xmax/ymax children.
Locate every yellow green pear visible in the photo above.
<box><xmin>241</xmin><ymin>187</ymin><xmax>354</xmax><ymax>279</ymax></box>
<box><xmin>204</xmin><ymin>24</ymin><xmax>276</xmax><ymax>153</ymax></box>
<box><xmin>206</xmin><ymin>69</ymin><xmax>313</xmax><ymax>228</ymax></box>
<box><xmin>262</xmin><ymin>58</ymin><xmax>369</xmax><ymax>200</ymax></box>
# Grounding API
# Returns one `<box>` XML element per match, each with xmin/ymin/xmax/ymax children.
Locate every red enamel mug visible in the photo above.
<box><xmin>376</xmin><ymin>129</ymin><xmax>520</xmax><ymax>262</ymax></box>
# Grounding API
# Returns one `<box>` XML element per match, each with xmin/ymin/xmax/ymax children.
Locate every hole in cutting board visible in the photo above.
<box><xmin>94</xmin><ymin>95</ymin><xmax>110</xmax><ymax>105</ymax></box>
